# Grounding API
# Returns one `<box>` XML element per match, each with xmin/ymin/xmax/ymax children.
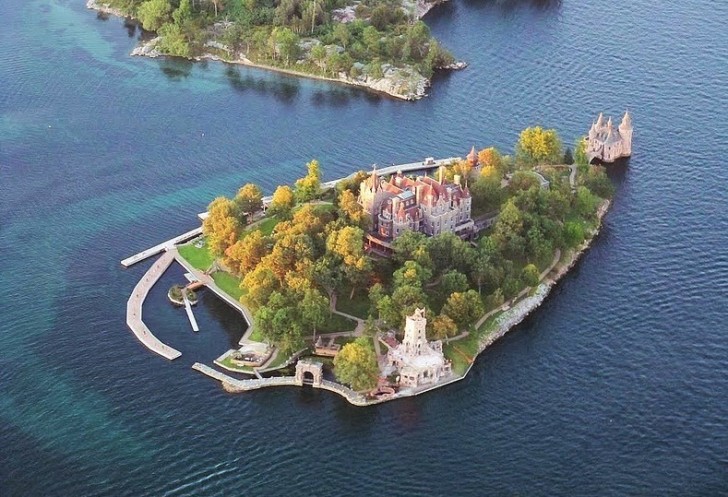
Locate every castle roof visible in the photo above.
<box><xmin>620</xmin><ymin>110</ymin><xmax>632</xmax><ymax>129</ymax></box>
<box><xmin>467</xmin><ymin>146</ymin><xmax>477</xmax><ymax>166</ymax></box>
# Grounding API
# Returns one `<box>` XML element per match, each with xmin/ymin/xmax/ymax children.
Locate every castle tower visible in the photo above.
<box><xmin>595</xmin><ymin>112</ymin><xmax>605</xmax><ymax>129</ymax></box>
<box><xmin>467</xmin><ymin>146</ymin><xmax>478</xmax><ymax>168</ymax></box>
<box><xmin>402</xmin><ymin>308</ymin><xmax>428</xmax><ymax>357</ymax></box>
<box><xmin>619</xmin><ymin>110</ymin><xmax>633</xmax><ymax>156</ymax></box>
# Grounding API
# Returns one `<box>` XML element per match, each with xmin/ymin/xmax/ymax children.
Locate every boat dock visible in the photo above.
<box><xmin>121</xmin><ymin>227</ymin><xmax>203</xmax><ymax>267</ymax></box>
<box><xmin>127</xmin><ymin>250</ymin><xmax>182</xmax><ymax>360</ymax></box>
<box><xmin>183</xmin><ymin>294</ymin><xmax>199</xmax><ymax>332</ymax></box>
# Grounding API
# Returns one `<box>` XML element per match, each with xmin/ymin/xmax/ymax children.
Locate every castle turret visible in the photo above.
<box><xmin>467</xmin><ymin>146</ymin><xmax>478</xmax><ymax>167</ymax></box>
<box><xmin>595</xmin><ymin>112</ymin><xmax>604</xmax><ymax>129</ymax></box>
<box><xmin>619</xmin><ymin>110</ymin><xmax>633</xmax><ymax>156</ymax></box>
<box><xmin>402</xmin><ymin>308</ymin><xmax>428</xmax><ymax>357</ymax></box>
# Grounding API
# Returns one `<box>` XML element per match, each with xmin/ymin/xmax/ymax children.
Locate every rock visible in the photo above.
<box><xmin>131</xmin><ymin>37</ymin><xmax>162</xmax><ymax>58</ymax></box>
<box><xmin>331</xmin><ymin>6</ymin><xmax>358</xmax><ymax>23</ymax></box>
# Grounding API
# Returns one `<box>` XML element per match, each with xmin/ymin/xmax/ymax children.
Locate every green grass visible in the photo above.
<box><xmin>263</xmin><ymin>350</ymin><xmax>291</xmax><ymax>370</ymax></box>
<box><xmin>335</xmin><ymin>290</ymin><xmax>371</xmax><ymax>320</ymax></box>
<box><xmin>248</xmin><ymin>327</ymin><xmax>265</xmax><ymax>342</ymax></box>
<box><xmin>333</xmin><ymin>335</ymin><xmax>357</xmax><ymax>346</ymax></box>
<box><xmin>178</xmin><ymin>241</ymin><xmax>215</xmax><ymax>271</ymax></box>
<box><xmin>216</xmin><ymin>356</ymin><xmax>254</xmax><ymax>374</ymax></box>
<box><xmin>319</xmin><ymin>312</ymin><xmax>357</xmax><ymax>333</ymax></box>
<box><xmin>212</xmin><ymin>271</ymin><xmax>246</xmax><ymax>301</ymax></box>
<box><xmin>252</xmin><ymin>215</ymin><xmax>279</xmax><ymax>236</ymax></box>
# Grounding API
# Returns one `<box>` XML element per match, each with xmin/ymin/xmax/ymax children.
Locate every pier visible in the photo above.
<box><xmin>183</xmin><ymin>294</ymin><xmax>199</xmax><ymax>332</ymax></box>
<box><xmin>126</xmin><ymin>250</ymin><xmax>182</xmax><ymax>360</ymax></box>
<box><xmin>121</xmin><ymin>227</ymin><xmax>203</xmax><ymax>267</ymax></box>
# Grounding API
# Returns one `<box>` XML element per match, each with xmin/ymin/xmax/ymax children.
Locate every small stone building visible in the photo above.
<box><xmin>387</xmin><ymin>308</ymin><xmax>452</xmax><ymax>388</ymax></box>
<box><xmin>587</xmin><ymin>111</ymin><xmax>633</xmax><ymax>163</ymax></box>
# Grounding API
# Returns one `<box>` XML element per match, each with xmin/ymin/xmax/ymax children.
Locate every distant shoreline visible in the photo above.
<box><xmin>86</xmin><ymin>0</ymin><xmax>464</xmax><ymax>101</ymax></box>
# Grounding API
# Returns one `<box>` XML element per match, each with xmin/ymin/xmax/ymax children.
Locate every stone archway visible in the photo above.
<box><xmin>295</xmin><ymin>359</ymin><xmax>323</xmax><ymax>387</ymax></box>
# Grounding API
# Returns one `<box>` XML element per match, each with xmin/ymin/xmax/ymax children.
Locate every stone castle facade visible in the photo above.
<box><xmin>586</xmin><ymin>111</ymin><xmax>633</xmax><ymax>163</ymax></box>
<box><xmin>358</xmin><ymin>160</ymin><xmax>475</xmax><ymax>242</ymax></box>
<box><xmin>387</xmin><ymin>308</ymin><xmax>452</xmax><ymax>388</ymax></box>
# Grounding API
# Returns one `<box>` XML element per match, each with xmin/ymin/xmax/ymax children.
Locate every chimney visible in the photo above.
<box><xmin>454</xmin><ymin>174</ymin><xmax>461</xmax><ymax>186</ymax></box>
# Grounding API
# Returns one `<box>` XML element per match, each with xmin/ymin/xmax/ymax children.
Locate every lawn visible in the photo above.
<box><xmin>319</xmin><ymin>312</ymin><xmax>357</xmax><ymax>333</ymax></box>
<box><xmin>249</xmin><ymin>215</ymin><xmax>279</xmax><ymax>236</ymax></box>
<box><xmin>212</xmin><ymin>271</ymin><xmax>246</xmax><ymax>301</ymax></box>
<box><xmin>178</xmin><ymin>241</ymin><xmax>214</xmax><ymax>271</ymax></box>
<box><xmin>216</xmin><ymin>356</ymin><xmax>254</xmax><ymax>374</ymax></box>
<box><xmin>335</xmin><ymin>289</ymin><xmax>370</xmax><ymax>320</ymax></box>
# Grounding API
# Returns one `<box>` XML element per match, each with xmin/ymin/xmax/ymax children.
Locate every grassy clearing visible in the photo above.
<box><xmin>335</xmin><ymin>290</ymin><xmax>370</xmax><ymax>320</ymax></box>
<box><xmin>178</xmin><ymin>241</ymin><xmax>215</xmax><ymax>271</ymax></box>
<box><xmin>263</xmin><ymin>350</ymin><xmax>291</xmax><ymax>370</ymax></box>
<box><xmin>216</xmin><ymin>356</ymin><xmax>254</xmax><ymax>374</ymax></box>
<box><xmin>248</xmin><ymin>327</ymin><xmax>265</xmax><ymax>342</ymax></box>
<box><xmin>319</xmin><ymin>312</ymin><xmax>357</xmax><ymax>333</ymax></box>
<box><xmin>212</xmin><ymin>271</ymin><xmax>246</xmax><ymax>301</ymax></box>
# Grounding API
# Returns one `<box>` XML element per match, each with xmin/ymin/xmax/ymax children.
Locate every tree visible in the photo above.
<box><xmin>269</xmin><ymin>185</ymin><xmax>295</xmax><ymax>218</ymax></box>
<box><xmin>441</xmin><ymin>270</ymin><xmax>469</xmax><ymax>296</ymax></box>
<box><xmin>478</xmin><ymin>147</ymin><xmax>503</xmax><ymax>177</ymax></box>
<box><xmin>294</xmin><ymin>159</ymin><xmax>321</xmax><ymax>203</ymax></box>
<box><xmin>242</xmin><ymin>266</ymin><xmax>279</xmax><ymax>309</ymax></box>
<box><xmin>392</xmin><ymin>230</ymin><xmax>429</xmax><ymax>265</ymax></box>
<box><xmin>338</xmin><ymin>189</ymin><xmax>366</xmax><ymax>227</ymax></box>
<box><xmin>311</xmin><ymin>43</ymin><xmax>327</xmax><ymax>70</ymax></box>
<box><xmin>377</xmin><ymin>295</ymin><xmax>399</xmax><ymax>327</ymax></box>
<box><xmin>584</xmin><ymin>166</ymin><xmax>615</xmax><ymax>199</ymax></box>
<box><xmin>172</xmin><ymin>0</ymin><xmax>192</xmax><ymax>25</ymax></box>
<box><xmin>522</xmin><ymin>263</ymin><xmax>540</xmax><ymax>288</ymax></box>
<box><xmin>574</xmin><ymin>136</ymin><xmax>589</xmax><ymax>168</ymax></box>
<box><xmin>393</xmin><ymin>260</ymin><xmax>432</xmax><ymax>289</ymax></box>
<box><xmin>368</xmin><ymin>283</ymin><xmax>386</xmax><ymax>318</ymax></box>
<box><xmin>203</xmin><ymin>196</ymin><xmax>241</xmax><ymax>256</ymax></box>
<box><xmin>574</xmin><ymin>186</ymin><xmax>600</xmax><ymax>219</ymax></box>
<box><xmin>301</xmin><ymin>288</ymin><xmax>328</xmax><ymax>338</ymax></box>
<box><xmin>137</xmin><ymin>0</ymin><xmax>172</xmax><ymax>31</ymax></box>
<box><xmin>391</xmin><ymin>285</ymin><xmax>428</xmax><ymax>326</ymax></box>
<box><xmin>563</xmin><ymin>220</ymin><xmax>585</xmax><ymax>248</ymax></box>
<box><xmin>312</xmin><ymin>256</ymin><xmax>342</xmax><ymax>299</ymax></box>
<box><xmin>235</xmin><ymin>183</ymin><xmax>263</xmax><ymax>224</ymax></box>
<box><xmin>431</xmin><ymin>314</ymin><xmax>458</xmax><ymax>340</ymax></box>
<box><xmin>271</xmin><ymin>27</ymin><xmax>299</xmax><ymax>65</ymax></box>
<box><xmin>515</xmin><ymin>126</ymin><xmax>563</xmax><ymax>166</ymax></box>
<box><xmin>332</xmin><ymin>23</ymin><xmax>351</xmax><ymax>50</ymax></box>
<box><xmin>334</xmin><ymin>337</ymin><xmax>379</xmax><ymax>391</ymax></box>
<box><xmin>442</xmin><ymin>290</ymin><xmax>484</xmax><ymax>329</ymax></box>
<box><xmin>563</xmin><ymin>147</ymin><xmax>574</xmax><ymax>165</ymax></box>
<box><xmin>224</xmin><ymin>230</ymin><xmax>268</xmax><ymax>275</ymax></box>
<box><xmin>492</xmin><ymin>199</ymin><xmax>526</xmax><ymax>257</ymax></box>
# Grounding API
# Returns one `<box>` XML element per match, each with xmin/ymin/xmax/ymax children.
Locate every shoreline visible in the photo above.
<box><xmin>86</xmin><ymin>0</ymin><xmax>463</xmax><ymax>101</ymax></box>
<box><xmin>187</xmin><ymin>198</ymin><xmax>611</xmax><ymax>406</ymax></box>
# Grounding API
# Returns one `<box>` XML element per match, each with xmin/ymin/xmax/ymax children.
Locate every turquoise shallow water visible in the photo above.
<box><xmin>1</xmin><ymin>0</ymin><xmax>727</xmax><ymax>495</ymax></box>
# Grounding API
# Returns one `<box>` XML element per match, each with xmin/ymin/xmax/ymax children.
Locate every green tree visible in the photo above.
<box><xmin>492</xmin><ymin>199</ymin><xmax>526</xmax><ymax>257</ymax></box>
<box><xmin>441</xmin><ymin>270</ymin><xmax>469</xmax><ymax>296</ymax></box>
<box><xmin>393</xmin><ymin>260</ymin><xmax>432</xmax><ymax>289</ymax></box>
<box><xmin>294</xmin><ymin>159</ymin><xmax>321</xmax><ymax>203</ymax></box>
<box><xmin>137</xmin><ymin>0</ymin><xmax>172</xmax><ymax>31</ymax></box>
<box><xmin>311</xmin><ymin>43</ymin><xmax>327</xmax><ymax>70</ymax></box>
<box><xmin>391</xmin><ymin>285</ymin><xmax>428</xmax><ymax>326</ymax></box>
<box><xmin>235</xmin><ymin>183</ymin><xmax>263</xmax><ymax>224</ymax></box>
<box><xmin>203</xmin><ymin>196</ymin><xmax>241</xmax><ymax>256</ymax></box>
<box><xmin>271</xmin><ymin>27</ymin><xmax>299</xmax><ymax>65</ymax></box>
<box><xmin>172</xmin><ymin>0</ymin><xmax>192</xmax><ymax>25</ymax></box>
<box><xmin>301</xmin><ymin>288</ymin><xmax>328</xmax><ymax>338</ymax></box>
<box><xmin>442</xmin><ymin>290</ymin><xmax>484</xmax><ymax>329</ymax></box>
<box><xmin>334</xmin><ymin>337</ymin><xmax>379</xmax><ymax>391</ymax></box>
<box><xmin>574</xmin><ymin>186</ymin><xmax>600</xmax><ymax>219</ymax></box>
<box><xmin>332</xmin><ymin>23</ymin><xmax>351</xmax><ymax>49</ymax></box>
<box><xmin>368</xmin><ymin>283</ymin><xmax>386</xmax><ymax>318</ymax></box>
<box><xmin>515</xmin><ymin>126</ymin><xmax>563</xmax><ymax>166</ymax></box>
<box><xmin>574</xmin><ymin>136</ymin><xmax>589</xmax><ymax>168</ymax></box>
<box><xmin>377</xmin><ymin>295</ymin><xmax>399</xmax><ymax>326</ymax></box>
<box><xmin>157</xmin><ymin>23</ymin><xmax>190</xmax><ymax>57</ymax></box>
<box><xmin>563</xmin><ymin>220</ymin><xmax>585</xmax><ymax>248</ymax></box>
<box><xmin>431</xmin><ymin>314</ymin><xmax>458</xmax><ymax>340</ymax></box>
<box><xmin>269</xmin><ymin>185</ymin><xmax>295</xmax><ymax>218</ymax></box>
<box><xmin>522</xmin><ymin>263</ymin><xmax>540</xmax><ymax>288</ymax></box>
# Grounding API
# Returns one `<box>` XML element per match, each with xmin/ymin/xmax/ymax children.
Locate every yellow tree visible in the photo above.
<box><xmin>234</xmin><ymin>183</ymin><xmax>263</xmax><ymax>225</ymax></box>
<box><xmin>515</xmin><ymin>126</ymin><xmax>563</xmax><ymax>166</ymax></box>
<box><xmin>478</xmin><ymin>147</ymin><xmax>503</xmax><ymax>177</ymax></box>
<box><xmin>333</xmin><ymin>337</ymin><xmax>379</xmax><ymax>391</ymax></box>
<box><xmin>224</xmin><ymin>230</ymin><xmax>269</xmax><ymax>276</ymax></box>
<box><xmin>338</xmin><ymin>189</ymin><xmax>366</xmax><ymax>226</ymax></box>
<box><xmin>326</xmin><ymin>226</ymin><xmax>371</xmax><ymax>298</ymax></box>
<box><xmin>203</xmin><ymin>197</ymin><xmax>241</xmax><ymax>256</ymax></box>
<box><xmin>431</xmin><ymin>314</ymin><xmax>458</xmax><ymax>340</ymax></box>
<box><xmin>269</xmin><ymin>185</ymin><xmax>295</xmax><ymax>218</ymax></box>
<box><xmin>294</xmin><ymin>159</ymin><xmax>321</xmax><ymax>203</ymax></box>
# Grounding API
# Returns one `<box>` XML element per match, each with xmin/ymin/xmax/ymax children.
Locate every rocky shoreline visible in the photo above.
<box><xmin>86</xmin><ymin>0</ymin><xmax>465</xmax><ymax>101</ymax></box>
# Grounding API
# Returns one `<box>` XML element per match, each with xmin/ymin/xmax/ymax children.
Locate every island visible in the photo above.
<box><xmin>122</xmin><ymin>116</ymin><xmax>628</xmax><ymax>406</ymax></box>
<box><xmin>88</xmin><ymin>0</ymin><xmax>464</xmax><ymax>100</ymax></box>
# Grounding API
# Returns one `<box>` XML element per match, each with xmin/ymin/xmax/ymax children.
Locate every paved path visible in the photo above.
<box><xmin>329</xmin><ymin>293</ymin><xmax>365</xmax><ymax>335</ymax></box>
<box><xmin>474</xmin><ymin>248</ymin><xmax>561</xmax><ymax>330</ymax></box>
<box><xmin>126</xmin><ymin>250</ymin><xmax>182</xmax><ymax>360</ymax></box>
<box><xmin>121</xmin><ymin>227</ymin><xmax>202</xmax><ymax>267</ymax></box>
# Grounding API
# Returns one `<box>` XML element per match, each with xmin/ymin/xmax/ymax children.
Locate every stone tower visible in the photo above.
<box><xmin>618</xmin><ymin>110</ymin><xmax>633</xmax><ymax>156</ymax></box>
<box><xmin>402</xmin><ymin>308</ymin><xmax>428</xmax><ymax>357</ymax></box>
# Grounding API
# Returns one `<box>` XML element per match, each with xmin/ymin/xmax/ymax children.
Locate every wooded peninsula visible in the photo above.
<box><xmin>89</xmin><ymin>0</ymin><xmax>463</xmax><ymax>99</ymax></box>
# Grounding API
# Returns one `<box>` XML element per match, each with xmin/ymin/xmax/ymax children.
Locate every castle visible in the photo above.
<box><xmin>358</xmin><ymin>154</ymin><xmax>475</xmax><ymax>244</ymax></box>
<box><xmin>387</xmin><ymin>308</ymin><xmax>452</xmax><ymax>388</ymax></box>
<box><xmin>586</xmin><ymin>111</ymin><xmax>633</xmax><ymax>163</ymax></box>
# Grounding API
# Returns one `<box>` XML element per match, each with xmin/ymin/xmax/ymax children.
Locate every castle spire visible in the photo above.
<box><xmin>595</xmin><ymin>112</ymin><xmax>604</xmax><ymax>128</ymax></box>
<box><xmin>467</xmin><ymin>145</ymin><xmax>478</xmax><ymax>167</ymax></box>
<box><xmin>620</xmin><ymin>110</ymin><xmax>632</xmax><ymax>130</ymax></box>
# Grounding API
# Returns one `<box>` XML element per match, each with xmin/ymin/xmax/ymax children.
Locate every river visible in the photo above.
<box><xmin>1</xmin><ymin>0</ymin><xmax>727</xmax><ymax>495</ymax></box>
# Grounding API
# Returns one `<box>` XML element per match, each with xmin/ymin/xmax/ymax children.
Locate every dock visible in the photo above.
<box><xmin>183</xmin><ymin>294</ymin><xmax>199</xmax><ymax>332</ymax></box>
<box><xmin>126</xmin><ymin>251</ymin><xmax>182</xmax><ymax>360</ymax></box>
<box><xmin>121</xmin><ymin>227</ymin><xmax>203</xmax><ymax>267</ymax></box>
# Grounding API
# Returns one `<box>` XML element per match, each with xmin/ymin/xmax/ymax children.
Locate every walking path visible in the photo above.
<box><xmin>126</xmin><ymin>250</ymin><xmax>182</xmax><ymax>360</ymax></box>
<box><xmin>329</xmin><ymin>293</ymin><xmax>365</xmax><ymax>335</ymax></box>
<box><xmin>121</xmin><ymin>227</ymin><xmax>202</xmax><ymax>267</ymax></box>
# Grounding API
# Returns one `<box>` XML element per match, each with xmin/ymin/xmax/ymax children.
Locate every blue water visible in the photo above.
<box><xmin>1</xmin><ymin>0</ymin><xmax>727</xmax><ymax>495</ymax></box>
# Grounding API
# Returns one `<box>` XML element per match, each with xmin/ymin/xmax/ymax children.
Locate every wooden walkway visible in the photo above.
<box><xmin>126</xmin><ymin>250</ymin><xmax>182</xmax><ymax>360</ymax></box>
<box><xmin>121</xmin><ymin>227</ymin><xmax>203</xmax><ymax>267</ymax></box>
<box><xmin>183</xmin><ymin>294</ymin><xmax>199</xmax><ymax>332</ymax></box>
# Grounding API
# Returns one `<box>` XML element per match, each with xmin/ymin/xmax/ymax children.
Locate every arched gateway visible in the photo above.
<box><xmin>294</xmin><ymin>359</ymin><xmax>323</xmax><ymax>387</ymax></box>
